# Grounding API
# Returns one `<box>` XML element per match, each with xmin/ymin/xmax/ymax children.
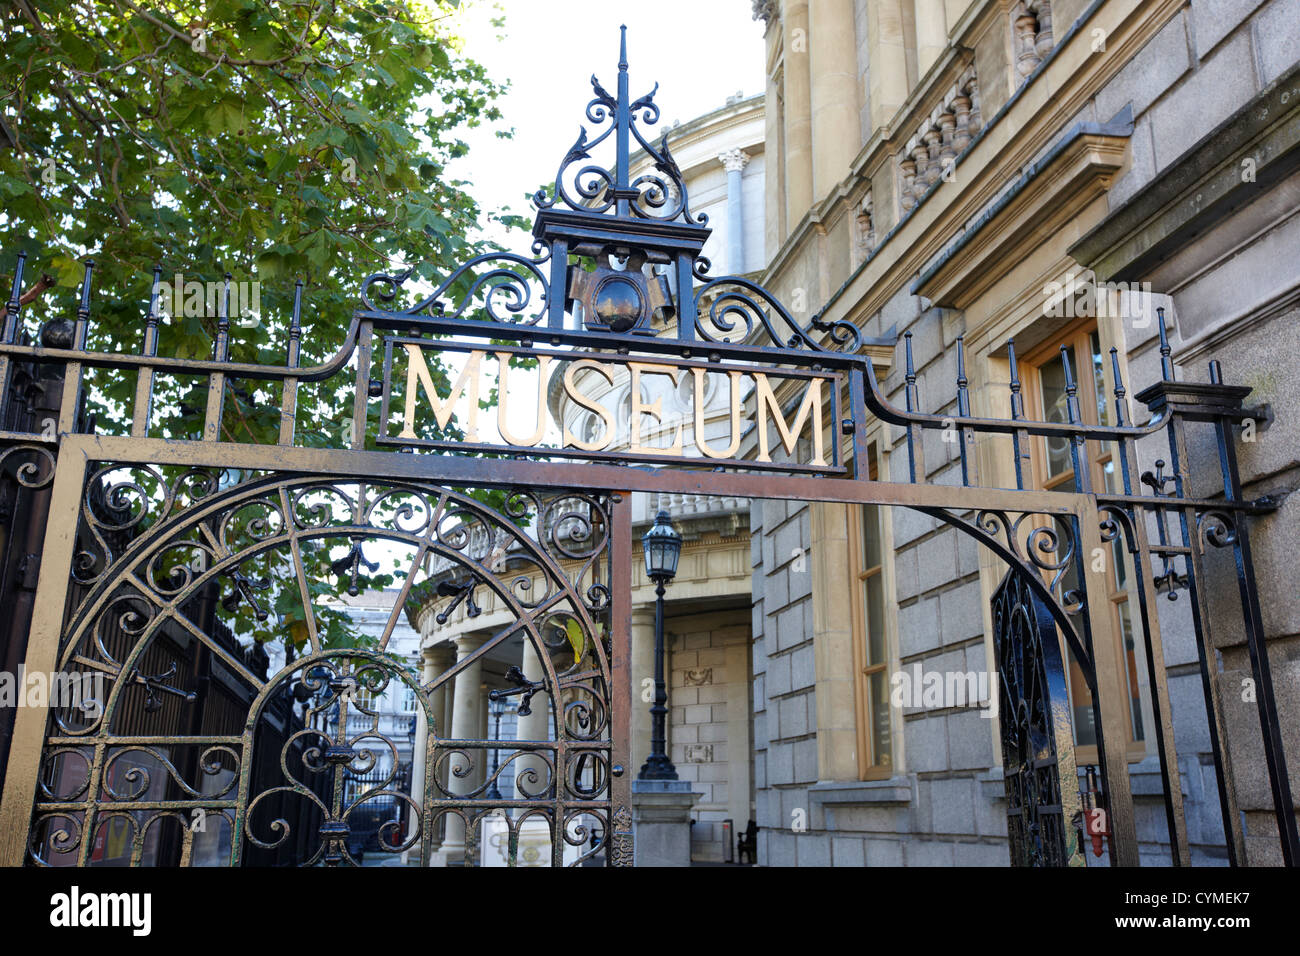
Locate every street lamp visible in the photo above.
<box><xmin>486</xmin><ymin>699</ymin><xmax>506</xmax><ymax>800</ymax></box>
<box><xmin>639</xmin><ymin>509</ymin><xmax>681</xmax><ymax>780</ymax></box>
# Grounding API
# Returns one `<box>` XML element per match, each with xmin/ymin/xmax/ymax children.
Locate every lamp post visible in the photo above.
<box><xmin>486</xmin><ymin>700</ymin><xmax>505</xmax><ymax>800</ymax></box>
<box><xmin>638</xmin><ymin>509</ymin><xmax>681</xmax><ymax>780</ymax></box>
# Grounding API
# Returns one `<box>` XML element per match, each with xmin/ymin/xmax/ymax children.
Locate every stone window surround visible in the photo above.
<box><xmin>1016</xmin><ymin>320</ymin><xmax>1158</xmax><ymax>765</ymax></box>
<box><xmin>804</xmin><ymin>431</ymin><xmax>908</xmax><ymax>786</ymax></box>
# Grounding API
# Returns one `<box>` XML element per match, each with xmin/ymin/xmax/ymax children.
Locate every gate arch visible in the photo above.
<box><xmin>27</xmin><ymin>472</ymin><xmax>618</xmax><ymax>867</ymax></box>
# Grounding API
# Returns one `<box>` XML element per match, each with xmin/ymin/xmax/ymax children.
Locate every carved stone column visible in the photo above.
<box><xmin>809</xmin><ymin>0</ymin><xmax>859</xmax><ymax>201</ymax></box>
<box><xmin>718</xmin><ymin>149</ymin><xmax>751</xmax><ymax>274</ymax></box>
<box><xmin>952</xmin><ymin>94</ymin><xmax>972</xmax><ymax>152</ymax></box>
<box><xmin>914</xmin><ymin>0</ymin><xmax>948</xmax><ymax>77</ymax></box>
<box><xmin>783</xmin><ymin>0</ymin><xmax>813</xmax><ymax>225</ymax></box>
<box><xmin>1014</xmin><ymin>5</ymin><xmax>1042</xmax><ymax>80</ymax></box>
<box><xmin>629</xmin><ymin>608</ymin><xmax>656</xmax><ymax>775</ymax></box>
<box><xmin>899</xmin><ymin>157</ymin><xmax>918</xmax><ymax>213</ymax></box>
<box><xmin>413</xmin><ymin>642</ymin><xmax>454</xmax><ymax>858</ymax></box>
<box><xmin>438</xmin><ymin>634</ymin><xmax>485</xmax><ymax>863</ymax></box>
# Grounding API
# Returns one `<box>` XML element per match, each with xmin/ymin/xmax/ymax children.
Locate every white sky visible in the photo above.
<box><xmin>445</xmin><ymin>0</ymin><xmax>767</xmax><ymax>244</ymax></box>
<box><xmin>406</xmin><ymin>1</ymin><xmax>766</xmax><ymax>446</ymax></box>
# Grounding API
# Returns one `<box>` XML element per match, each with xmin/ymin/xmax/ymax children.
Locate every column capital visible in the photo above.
<box><xmin>422</xmin><ymin>641</ymin><xmax>457</xmax><ymax>666</ymax></box>
<box><xmin>453</xmin><ymin>633</ymin><xmax>487</xmax><ymax>656</ymax></box>
<box><xmin>751</xmin><ymin>0</ymin><xmax>779</xmax><ymax>25</ymax></box>
<box><xmin>718</xmin><ymin>148</ymin><xmax>751</xmax><ymax>173</ymax></box>
<box><xmin>631</xmin><ymin>606</ymin><xmax>657</xmax><ymax>626</ymax></box>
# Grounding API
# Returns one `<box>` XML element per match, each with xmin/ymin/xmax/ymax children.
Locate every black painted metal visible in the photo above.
<box><xmin>993</xmin><ymin>567</ymin><xmax>1084</xmax><ymax>867</ymax></box>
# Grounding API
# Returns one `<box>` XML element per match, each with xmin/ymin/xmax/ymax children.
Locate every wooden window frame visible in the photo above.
<box><xmin>848</xmin><ymin>440</ymin><xmax>896</xmax><ymax>780</ymax></box>
<box><xmin>1021</xmin><ymin>318</ymin><xmax>1149</xmax><ymax>763</ymax></box>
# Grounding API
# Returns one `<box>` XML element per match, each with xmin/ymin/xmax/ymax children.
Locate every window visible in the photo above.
<box><xmin>1023</xmin><ymin>322</ymin><xmax>1147</xmax><ymax>759</ymax></box>
<box><xmin>849</xmin><ymin>441</ymin><xmax>893</xmax><ymax>778</ymax></box>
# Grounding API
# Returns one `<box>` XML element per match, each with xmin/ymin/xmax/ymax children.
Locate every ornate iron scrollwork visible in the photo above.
<box><xmin>27</xmin><ymin>477</ymin><xmax>618</xmax><ymax>867</ymax></box>
<box><xmin>992</xmin><ymin>568</ymin><xmax>1085</xmax><ymax>867</ymax></box>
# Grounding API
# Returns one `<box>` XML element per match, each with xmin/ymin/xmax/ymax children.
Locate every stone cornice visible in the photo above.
<box><xmin>629</xmin><ymin>94</ymin><xmax>765</xmax><ymax>180</ymax></box>
<box><xmin>1069</xmin><ymin>59</ymin><xmax>1300</xmax><ymax>283</ymax></box>
<box><xmin>913</xmin><ymin>121</ymin><xmax>1131</xmax><ymax>309</ymax></box>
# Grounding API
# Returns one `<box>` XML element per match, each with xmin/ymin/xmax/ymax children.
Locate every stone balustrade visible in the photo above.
<box><xmin>1013</xmin><ymin>1</ymin><xmax>1055</xmax><ymax>85</ymax></box>
<box><xmin>898</xmin><ymin>66</ymin><xmax>981</xmax><ymax>215</ymax></box>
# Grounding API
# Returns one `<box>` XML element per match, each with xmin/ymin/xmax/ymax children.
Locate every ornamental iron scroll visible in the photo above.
<box><xmin>26</xmin><ymin>476</ymin><xmax>620</xmax><ymax>867</ymax></box>
<box><xmin>356</xmin><ymin>27</ymin><xmax>863</xmax><ymax>355</ymax></box>
<box><xmin>532</xmin><ymin>28</ymin><xmax>704</xmax><ymax>226</ymax></box>
<box><xmin>992</xmin><ymin>567</ymin><xmax>1085</xmax><ymax>868</ymax></box>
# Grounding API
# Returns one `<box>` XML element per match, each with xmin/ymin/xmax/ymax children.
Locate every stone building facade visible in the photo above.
<box><xmin>747</xmin><ymin>0</ymin><xmax>1300</xmax><ymax>866</ymax></box>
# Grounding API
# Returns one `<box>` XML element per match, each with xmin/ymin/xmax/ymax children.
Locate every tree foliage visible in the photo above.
<box><xmin>0</xmin><ymin>0</ymin><xmax>515</xmax><ymax>444</ymax></box>
<box><xmin>0</xmin><ymin>0</ymin><xmax>525</xmax><ymax>651</ymax></box>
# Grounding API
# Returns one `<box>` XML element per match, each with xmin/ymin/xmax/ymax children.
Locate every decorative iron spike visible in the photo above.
<box><xmin>1109</xmin><ymin>347</ymin><xmax>1127</xmax><ymax>426</ymax></box>
<box><xmin>286</xmin><ymin>279</ymin><xmax>304</xmax><ymax>368</ymax></box>
<box><xmin>76</xmin><ymin>260</ymin><xmax>94</xmax><ymax>325</ymax></box>
<box><xmin>146</xmin><ymin>265</ymin><xmax>163</xmax><ymax>329</ymax></box>
<box><xmin>903</xmin><ymin>330</ymin><xmax>917</xmax><ymax>411</ymax></box>
<box><xmin>1156</xmin><ymin>306</ymin><xmax>1174</xmax><ymax>381</ymax></box>
<box><xmin>1007</xmin><ymin>338</ymin><xmax>1024</xmax><ymax>419</ymax></box>
<box><xmin>1060</xmin><ymin>345</ymin><xmax>1082</xmax><ymax>425</ymax></box>
<box><xmin>955</xmin><ymin>335</ymin><xmax>972</xmax><ymax>485</ymax></box>
<box><xmin>217</xmin><ymin>272</ymin><xmax>232</xmax><ymax>334</ymax></box>
<box><xmin>4</xmin><ymin>251</ymin><xmax>26</xmax><ymax>338</ymax></box>
<box><xmin>290</xmin><ymin>280</ymin><xmax>304</xmax><ymax>335</ymax></box>
<box><xmin>956</xmin><ymin>335</ymin><xmax>970</xmax><ymax>416</ymax></box>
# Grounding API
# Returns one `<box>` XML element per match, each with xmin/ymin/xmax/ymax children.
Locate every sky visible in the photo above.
<box><xmin>405</xmin><ymin>1</ymin><xmax>767</xmax><ymax>446</ymax></box>
<box><xmin>444</xmin><ymin>0</ymin><xmax>767</xmax><ymax>244</ymax></box>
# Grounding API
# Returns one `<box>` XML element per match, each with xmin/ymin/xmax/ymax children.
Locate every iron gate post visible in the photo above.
<box><xmin>1137</xmin><ymin>369</ymin><xmax>1297</xmax><ymax>865</ymax></box>
<box><xmin>608</xmin><ymin>491</ymin><xmax>634</xmax><ymax>865</ymax></box>
<box><xmin>1104</xmin><ymin>350</ymin><xmax>1190</xmax><ymax>866</ymax></box>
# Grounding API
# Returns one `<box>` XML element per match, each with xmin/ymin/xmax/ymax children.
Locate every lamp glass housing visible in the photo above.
<box><xmin>642</xmin><ymin>510</ymin><xmax>681</xmax><ymax>581</ymax></box>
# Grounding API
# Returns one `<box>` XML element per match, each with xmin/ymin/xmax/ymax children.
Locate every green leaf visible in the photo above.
<box><xmin>51</xmin><ymin>255</ymin><xmax>84</xmax><ymax>288</ymax></box>
<box><xmin>207</xmin><ymin>99</ymin><xmax>246</xmax><ymax>135</ymax></box>
<box><xmin>564</xmin><ymin>618</ymin><xmax>585</xmax><ymax>664</ymax></box>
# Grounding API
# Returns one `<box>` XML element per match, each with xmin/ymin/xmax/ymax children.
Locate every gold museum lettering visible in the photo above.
<box><xmin>381</xmin><ymin>342</ymin><xmax>838</xmax><ymax>470</ymax></box>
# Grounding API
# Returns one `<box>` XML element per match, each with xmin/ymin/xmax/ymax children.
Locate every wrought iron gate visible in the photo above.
<box><xmin>992</xmin><ymin>568</ymin><xmax>1084</xmax><ymax>867</ymax></box>
<box><xmin>0</xmin><ymin>29</ymin><xmax>1293</xmax><ymax>868</ymax></box>
<box><xmin>8</xmin><ymin>464</ymin><xmax>627</xmax><ymax>867</ymax></box>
